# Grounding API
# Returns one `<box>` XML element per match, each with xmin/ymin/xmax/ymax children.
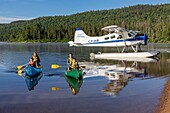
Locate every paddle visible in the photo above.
<box><xmin>51</xmin><ymin>64</ymin><xmax>61</xmax><ymax>69</ymax></box>
<box><xmin>80</xmin><ymin>65</ymin><xmax>86</xmax><ymax>69</ymax></box>
<box><xmin>18</xmin><ymin>72</ymin><xmax>23</xmax><ymax>76</ymax></box>
<box><xmin>17</xmin><ymin>63</ymin><xmax>29</xmax><ymax>70</ymax></box>
<box><xmin>18</xmin><ymin>65</ymin><xmax>28</xmax><ymax>75</ymax></box>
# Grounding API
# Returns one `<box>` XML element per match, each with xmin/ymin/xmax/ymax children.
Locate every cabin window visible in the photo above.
<box><xmin>105</xmin><ymin>37</ymin><xmax>109</xmax><ymax>40</ymax></box>
<box><xmin>111</xmin><ymin>35</ymin><xmax>115</xmax><ymax>39</ymax></box>
<box><xmin>118</xmin><ymin>35</ymin><xmax>123</xmax><ymax>39</ymax></box>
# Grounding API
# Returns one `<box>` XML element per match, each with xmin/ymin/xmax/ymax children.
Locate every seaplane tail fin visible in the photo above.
<box><xmin>74</xmin><ymin>28</ymin><xmax>89</xmax><ymax>43</ymax></box>
<box><xmin>144</xmin><ymin>34</ymin><xmax>148</xmax><ymax>45</ymax></box>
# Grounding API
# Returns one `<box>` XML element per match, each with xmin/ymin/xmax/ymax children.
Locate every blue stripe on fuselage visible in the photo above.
<box><xmin>83</xmin><ymin>36</ymin><xmax>145</xmax><ymax>45</ymax></box>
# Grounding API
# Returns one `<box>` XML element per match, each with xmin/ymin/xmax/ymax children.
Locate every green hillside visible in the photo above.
<box><xmin>0</xmin><ymin>4</ymin><xmax>169</xmax><ymax>43</ymax></box>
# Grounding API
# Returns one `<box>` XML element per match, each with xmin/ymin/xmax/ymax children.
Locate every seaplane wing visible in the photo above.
<box><xmin>101</xmin><ymin>25</ymin><xmax>126</xmax><ymax>33</ymax></box>
<box><xmin>68</xmin><ymin>25</ymin><xmax>148</xmax><ymax>47</ymax></box>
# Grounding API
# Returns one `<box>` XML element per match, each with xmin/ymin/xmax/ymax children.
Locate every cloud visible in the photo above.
<box><xmin>0</xmin><ymin>16</ymin><xmax>34</xmax><ymax>23</ymax></box>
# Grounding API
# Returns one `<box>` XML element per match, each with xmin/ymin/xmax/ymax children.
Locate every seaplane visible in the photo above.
<box><xmin>68</xmin><ymin>25</ymin><xmax>160</xmax><ymax>58</ymax></box>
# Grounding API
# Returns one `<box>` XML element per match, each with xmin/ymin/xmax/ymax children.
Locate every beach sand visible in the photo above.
<box><xmin>156</xmin><ymin>77</ymin><xmax>170</xmax><ymax>113</ymax></box>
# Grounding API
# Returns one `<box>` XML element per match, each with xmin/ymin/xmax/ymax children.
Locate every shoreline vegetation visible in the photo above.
<box><xmin>0</xmin><ymin>4</ymin><xmax>169</xmax><ymax>43</ymax></box>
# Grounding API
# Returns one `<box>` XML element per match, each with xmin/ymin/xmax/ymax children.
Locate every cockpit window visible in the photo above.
<box><xmin>136</xmin><ymin>33</ymin><xmax>144</xmax><ymax>36</ymax></box>
<box><xmin>128</xmin><ymin>33</ymin><xmax>132</xmax><ymax>37</ymax></box>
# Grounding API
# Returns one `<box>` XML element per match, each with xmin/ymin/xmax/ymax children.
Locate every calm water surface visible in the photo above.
<box><xmin>0</xmin><ymin>43</ymin><xmax>170</xmax><ymax>113</ymax></box>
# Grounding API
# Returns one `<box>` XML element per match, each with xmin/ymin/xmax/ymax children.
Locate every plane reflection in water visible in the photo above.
<box><xmin>81</xmin><ymin>57</ymin><xmax>159</xmax><ymax>96</ymax></box>
<box><xmin>102</xmin><ymin>66</ymin><xmax>144</xmax><ymax>96</ymax></box>
<box><xmin>24</xmin><ymin>73</ymin><xmax>43</xmax><ymax>91</ymax></box>
<box><xmin>64</xmin><ymin>75</ymin><xmax>83</xmax><ymax>95</ymax></box>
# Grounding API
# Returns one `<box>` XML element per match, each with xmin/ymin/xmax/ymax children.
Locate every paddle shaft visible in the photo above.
<box><xmin>17</xmin><ymin>63</ymin><xmax>29</xmax><ymax>69</ymax></box>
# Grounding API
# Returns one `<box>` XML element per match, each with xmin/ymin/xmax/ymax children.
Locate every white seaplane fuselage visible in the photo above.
<box><xmin>68</xmin><ymin>25</ymin><xmax>159</xmax><ymax>58</ymax></box>
<box><xmin>68</xmin><ymin>25</ymin><xmax>147</xmax><ymax>47</ymax></box>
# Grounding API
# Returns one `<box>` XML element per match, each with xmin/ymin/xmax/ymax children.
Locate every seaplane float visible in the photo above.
<box><xmin>68</xmin><ymin>25</ymin><xmax>160</xmax><ymax>59</ymax></box>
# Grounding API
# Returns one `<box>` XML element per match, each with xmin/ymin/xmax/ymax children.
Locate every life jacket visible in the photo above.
<box><xmin>32</xmin><ymin>55</ymin><xmax>38</xmax><ymax>62</ymax></box>
<box><xmin>68</xmin><ymin>57</ymin><xmax>73</xmax><ymax>65</ymax></box>
<box><xmin>71</xmin><ymin>61</ymin><xmax>78</xmax><ymax>69</ymax></box>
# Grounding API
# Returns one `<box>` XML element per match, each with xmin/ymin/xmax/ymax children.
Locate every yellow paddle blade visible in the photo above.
<box><xmin>51</xmin><ymin>64</ymin><xmax>61</xmax><ymax>69</ymax></box>
<box><xmin>18</xmin><ymin>73</ymin><xmax>23</xmax><ymax>76</ymax></box>
<box><xmin>51</xmin><ymin>87</ymin><xmax>60</xmax><ymax>91</ymax></box>
<box><xmin>18</xmin><ymin>70</ymin><xmax>23</xmax><ymax>74</ymax></box>
<box><xmin>17</xmin><ymin>66</ymin><xmax>23</xmax><ymax>70</ymax></box>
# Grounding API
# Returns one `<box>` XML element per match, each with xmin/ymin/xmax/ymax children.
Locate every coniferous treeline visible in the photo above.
<box><xmin>0</xmin><ymin>4</ymin><xmax>169</xmax><ymax>43</ymax></box>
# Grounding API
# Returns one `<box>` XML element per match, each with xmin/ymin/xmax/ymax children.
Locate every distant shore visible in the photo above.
<box><xmin>156</xmin><ymin>77</ymin><xmax>170</xmax><ymax>113</ymax></box>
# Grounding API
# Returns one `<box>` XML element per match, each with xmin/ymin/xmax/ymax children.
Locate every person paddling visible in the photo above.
<box><xmin>31</xmin><ymin>52</ymin><xmax>41</xmax><ymax>68</ymax></box>
<box><xmin>32</xmin><ymin>52</ymin><xmax>40</xmax><ymax>63</ymax></box>
<box><xmin>29</xmin><ymin>58</ymin><xmax>34</xmax><ymax>66</ymax></box>
<box><xmin>67</xmin><ymin>53</ymin><xmax>73</xmax><ymax>66</ymax></box>
<box><xmin>70</xmin><ymin>58</ymin><xmax>79</xmax><ymax>70</ymax></box>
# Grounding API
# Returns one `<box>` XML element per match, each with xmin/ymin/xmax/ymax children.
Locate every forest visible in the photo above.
<box><xmin>0</xmin><ymin>4</ymin><xmax>169</xmax><ymax>43</ymax></box>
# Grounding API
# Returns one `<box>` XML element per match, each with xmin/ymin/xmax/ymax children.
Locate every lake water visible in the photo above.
<box><xmin>0</xmin><ymin>43</ymin><xmax>170</xmax><ymax>113</ymax></box>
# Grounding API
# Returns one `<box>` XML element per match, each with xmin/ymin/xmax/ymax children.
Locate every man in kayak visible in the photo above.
<box><xmin>67</xmin><ymin>53</ymin><xmax>73</xmax><ymax>66</ymax></box>
<box><xmin>70</xmin><ymin>58</ymin><xmax>79</xmax><ymax>70</ymax></box>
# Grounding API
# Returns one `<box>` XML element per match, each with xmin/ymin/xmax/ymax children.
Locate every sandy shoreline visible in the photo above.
<box><xmin>156</xmin><ymin>77</ymin><xmax>170</xmax><ymax>113</ymax></box>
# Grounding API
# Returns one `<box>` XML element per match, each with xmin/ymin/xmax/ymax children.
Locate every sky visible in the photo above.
<box><xmin>0</xmin><ymin>0</ymin><xmax>169</xmax><ymax>23</ymax></box>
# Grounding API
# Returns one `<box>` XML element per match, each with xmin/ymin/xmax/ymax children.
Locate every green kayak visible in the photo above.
<box><xmin>65</xmin><ymin>69</ymin><xmax>83</xmax><ymax>80</ymax></box>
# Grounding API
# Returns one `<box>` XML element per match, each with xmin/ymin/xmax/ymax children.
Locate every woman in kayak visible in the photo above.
<box><xmin>32</xmin><ymin>52</ymin><xmax>40</xmax><ymax>63</ymax></box>
<box><xmin>31</xmin><ymin>52</ymin><xmax>41</xmax><ymax>68</ymax></box>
